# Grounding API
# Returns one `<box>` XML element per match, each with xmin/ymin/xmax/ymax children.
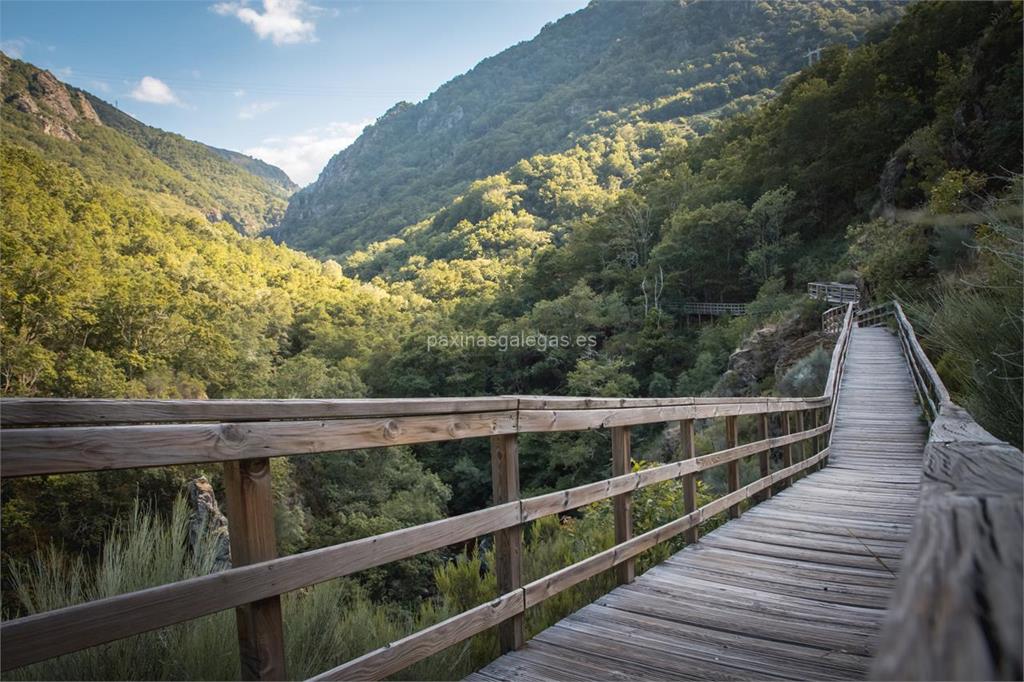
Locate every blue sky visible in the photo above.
<box><xmin>0</xmin><ymin>0</ymin><xmax>587</xmax><ymax>184</ymax></box>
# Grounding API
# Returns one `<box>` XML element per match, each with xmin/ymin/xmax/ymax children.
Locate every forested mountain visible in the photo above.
<box><xmin>0</xmin><ymin>53</ymin><xmax>295</xmax><ymax>234</ymax></box>
<box><xmin>276</xmin><ymin>0</ymin><xmax>899</xmax><ymax>255</ymax></box>
<box><xmin>205</xmin><ymin>145</ymin><xmax>297</xmax><ymax>193</ymax></box>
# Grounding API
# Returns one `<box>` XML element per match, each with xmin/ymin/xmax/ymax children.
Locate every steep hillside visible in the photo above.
<box><xmin>0</xmin><ymin>52</ymin><xmax>294</xmax><ymax>234</ymax></box>
<box><xmin>205</xmin><ymin>145</ymin><xmax>297</xmax><ymax>192</ymax></box>
<box><xmin>276</xmin><ymin>0</ymin><xmax>898</xmax><ymax>255</ymax></box>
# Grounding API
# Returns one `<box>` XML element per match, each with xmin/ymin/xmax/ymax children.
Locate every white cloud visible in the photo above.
<box><xmin>212</xmin><ymin>0</ymin><xmax>318</xmax><ymax>45</ymax></box>
<box><xmin>245</xmin><ymin>120</ymin><xmax>370</xmax><ymax>185</ymax></box>
<box><xmin>1</xmin><ymin>38</ymin><xmax>30</xmax><ymax>58</ymax></box>
<box><xmin>91</xmin><ymin>80</ymin><xmax>112</xmax><ymax>93</ymax></box>
<box><xmin>233</xmin><ymin>89</ymin><xmax>247</xmax><ymax>97</ymax></box>
<box><xmin>56</xmin><ymin>66</ymin><xmax>73</xmax><ymax>79</ymax></box>
<box><xmin>239</xmin><ymin>100</ymin><xmax>280</xmax><ymax>120</ymax></box>
<box><xmin>130</xmin><ymin>76</ymin><xmax>182</xmax><ymax>105</ymax></box>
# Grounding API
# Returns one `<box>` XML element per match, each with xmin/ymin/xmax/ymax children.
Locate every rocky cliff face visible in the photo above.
<box><xmin>714</xmin><ymin>307</ymin><xmax>834</xmax><ymax>396</ymax></box>
<box><xmin>1</xmin><ymin>55</ymin><xmax>102</xmax><ymax>141</ymax></box>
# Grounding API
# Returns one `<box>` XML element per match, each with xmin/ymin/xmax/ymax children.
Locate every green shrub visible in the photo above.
<box><xmin>905</xmin><ymin>182</ymin><xmax>1023</xmax><ymax>447</ymax></box>
<box><xmin>776</xmin><ymin>347</ymin><xmax>832</xmax><ymax>397</ymax></box>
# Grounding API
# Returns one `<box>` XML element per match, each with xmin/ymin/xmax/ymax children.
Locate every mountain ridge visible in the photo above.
<box><xmin>275</xmin><ymin>0</ymin><xmax>900</xmax><ymax>256</ymax></box>
<box><xmin>0</xmin><ymin>52</ymin><xmax>295</xmax><ymax>234</ymax></box>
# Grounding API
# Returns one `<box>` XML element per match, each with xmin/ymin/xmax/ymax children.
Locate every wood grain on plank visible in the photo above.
<box><xmin>222</xmin><ymin>458</ymin><xmax>286</xmax><ymax>681</ymax></box>
<box><xmin>0</xmin><ymin>397</ymin><xmax>520</xmax><ymax>426</ymax></box>
<box><xmin>611</xmin><ymin>426</ymin><xmax>634</xmax><ymax>585</ymax></box>
<box><xmin>490</xmin><ymin>433</ymin><xmax>524</xmax><ymax>652</ymax></box>
<box><xmin>1</xmin><ymin>410</ymin><xmax>519</xmax><ymax>478</ymax></box>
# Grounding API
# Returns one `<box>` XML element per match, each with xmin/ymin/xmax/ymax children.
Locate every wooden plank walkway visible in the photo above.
<box><xmin>470</xmin><ymin>327</ymin><xmax>928</xmax><ymax>681</ymax></box>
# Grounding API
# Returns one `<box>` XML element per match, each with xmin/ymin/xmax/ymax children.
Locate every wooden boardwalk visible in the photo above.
<box><xmin>470</xmin><ymin>327</ymin><xmax>928</xmax><ymax>681</ymax></box>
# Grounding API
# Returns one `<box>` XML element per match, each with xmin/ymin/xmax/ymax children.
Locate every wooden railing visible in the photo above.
<box><xmin>677</xmin><ymin>301</ymin><xmax>748</xmax><ymax>316</ymax></box>
<box><xmin>859</xmin><ymin>301</ymin><xmax>1023</xmax><ymax>681</ymax></box>
<box><xmin>808</xmin><ymin>281</ymin><xmax>860</xmax><ymax>304</ymax></box>
<box><xmin>821</xmin><ymin>303</ymin><xmax>849</xmax><ymax>335</ymax></box>
<box><xmin>0</xmin><ymin>306</ymin><xmax>859</xmax><ymax>680</ymax></box>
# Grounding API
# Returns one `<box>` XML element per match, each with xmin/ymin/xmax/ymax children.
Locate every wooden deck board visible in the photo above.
<box><xmin>472</xmin><ymin>328</ymin><xmax>927</xmax><ymax>680</ymax></box>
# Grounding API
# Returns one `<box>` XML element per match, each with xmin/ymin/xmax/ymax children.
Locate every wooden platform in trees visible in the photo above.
<box><xmin>469</xmin><ymin>327</ymin><xmax>928</xmax><ymax>681</ymax></box>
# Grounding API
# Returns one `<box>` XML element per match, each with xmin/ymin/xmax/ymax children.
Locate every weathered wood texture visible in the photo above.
<box><xmin>473</xmin><ymin>326</ymin><xmax>928</xmax><ymax>682</ymax></box>
<box><xmin>222</xmin><ymin>458</ymin><xmax>286</xmax><ymax>681</ymax></box>
<box><xmin>725</xmin><ymin>415</ymin><xmax>741</xmax><ymax>519</ymax></box>
<box><xmin>679</xmin><ymin>419</ymin><xmax>698</xmax><ymax>544</ymax></box>
<box><xmin>0</xmin><ymin>420</ymin><xmax>830</xmax><ymax>672</ymax></box>
<box><xmin>611</xmin><ymin>426</ymin><xmax>635</xmax><ymax>585</ymax></box>
<box><xmin>14</xmin><ymin>304</ymin><xmax>1020</xmax><ymax>681</ymax></box>
<box><xmin>0</xmin><ymin>411</ymin><xmax>520</xmax><ymax>477</ymax></box>
<box><xmin>490</xmin><ymin>434</ymin><xmax>524</xmax><ymax>653</ymax></box>
<box><xmin>2</xmin><ymin>399</ymin><xmax>831</xmax><ymax>479</ymax></box>
<box><xmin>0</xmin><ymin>397</ymin><xmax>520</xmax><ymax>426</ymax></box>
<box><xmin>869</xmin><ymin>323</ymin><xmax>1023</xmax><ymax>680</ymax></box>
<box><xmin>808</xmin><ymin>281</ymin><xmax>860</xmax><ymax>304</ymax></box>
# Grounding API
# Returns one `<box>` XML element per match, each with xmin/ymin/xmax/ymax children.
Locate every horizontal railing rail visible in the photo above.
<box><xmin>821</xmin><ymin>304</ymin><xmax>848</xmax><ymax>335</ymax></box>
<box><xmin>676</xmin><ymin>301</ymin><xmax>748</xmax><ymax>316</ymax></box>
<box><xmin>0</xmin><ymin>304</ymin><xmax>858</xmax><ymax>679</ymax></box>
<box><xmin>808</xmin><ymin>281</ymin><xmax>860</xmax><ymax>304</ymax></box>
<box><xmin>860</xmin><ymin>301</ymin><xmax>1023</xmax><ymax>681</ymax></box>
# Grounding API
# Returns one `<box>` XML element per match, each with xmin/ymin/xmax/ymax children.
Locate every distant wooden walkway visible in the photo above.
<box><xmin>470</xmin><ymin>327</ymin><xmax>927</xmax><ymax>680</ymax></box>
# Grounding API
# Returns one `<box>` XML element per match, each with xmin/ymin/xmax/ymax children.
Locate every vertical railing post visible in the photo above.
<box><xmin>679</xmin><ymin>419</ymin><xmax>698</xmax><ymax>544</ymax></box>
<box><xmin>796</xmin><ymin>410</ymin><xmax>807</xmax><ymax>480</ymax></box>
<box><xmin>222</xmin><ymin>458</ymin><xmax>287</xmax><ymax>681</ymax></box>
<box><xmin>490</xmin><ymin>433</ymin><xmax>524</xmax><ymax>652</ymax></box>
<box><xmin>725</xmin><ymin>415</ymin><xmax>741</xmax><ymax>518</ymax></box>
<box><xmin>816</xmin><ymin>407</ymin><xmax>827</xmax><ymax>470</ymax></box>
<box><xmin>611</xmin><ymin>426</ymin><xmax>635</xmax><ymax>585</ymax></box>
<box><xmin>780</xmin><ymin>411</ymin><xmax>794</xmax><ymax>489</ymax></box>
<box><xmin>754</xmin><ymin>412</ymin><xmax>771</xmax><ymax>502</ymax></box>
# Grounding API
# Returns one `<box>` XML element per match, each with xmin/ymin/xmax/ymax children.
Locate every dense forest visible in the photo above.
<box><xmin>1</xmin><ymin>1</ymin><xmax>1021</xmax><ymax>679</ymax></box>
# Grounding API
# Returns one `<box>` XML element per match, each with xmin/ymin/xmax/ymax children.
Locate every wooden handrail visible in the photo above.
<box><xmin>1</xmin><ymin>397</ymin><xmax>831</xmax><ymax>479</ymax></box>
<box><xmin>859</xmin><ymin>301</ymin><xmax>1023</xmax><ymax>681</ymax></box>
<box><xmin>0</xmin><ymin>306</ymin><xmax>859</xmax><ymax>678</ymax></box>
<box><xmin>677</xmin><ymin>301</ymin><xmax>748</xmax><ymax>316</ymax></box>
<box><xmin>807</xmin><ymin>281</ymin><xmax>860</xmax><ymax>304</ymax></box>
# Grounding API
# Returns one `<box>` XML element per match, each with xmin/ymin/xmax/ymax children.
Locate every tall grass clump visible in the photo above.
<box><xmin>905</xmin><ymin>181</ymin><xmax>1023</xmax><ymax>447</ymax></box>
<box><xmin>5</xmin><ymin>498</ymin><xmax>238</xmax><ymax>680</ymax></box>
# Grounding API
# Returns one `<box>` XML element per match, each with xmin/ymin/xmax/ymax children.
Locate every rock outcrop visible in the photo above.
<box><xmin>186</xmin><ymin>476</ymin><xmax>232</xmax><ymax>571</ymax></box>
<box><xmin>1</xmin><ymin>53</ymin><xmax>104</xmax><ymax>142</ymax></box>
<box><xmin>713</xmin><ymin>307</ymin><xmax>835</xmax><ymax>397</ymax></box>
<box><xmin>76</xmin><ymin>91</ymin><xmax>101</xmax><ymax>124</ymax></box>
